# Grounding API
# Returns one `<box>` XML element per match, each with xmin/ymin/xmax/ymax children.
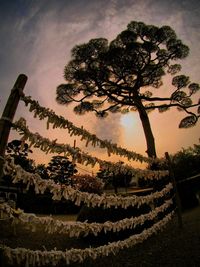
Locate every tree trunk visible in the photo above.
<box><xmin>136</xmin><ymin>101</ymin><xmax>157</xmax><ymax>158</ymax></box>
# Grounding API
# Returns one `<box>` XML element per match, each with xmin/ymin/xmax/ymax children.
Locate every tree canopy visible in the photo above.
<box><xmin>172</xmin><ymin>144</ymin><xmax>200</xmax><ymax>181</ymax></box>
<box><xmin>2</xmin><ymin>139</ymin><xmax>34</xmax><ymax>187</ymax></box>
<box><xmin>97</xmin><ymin>162</ymin><xmax>133</xmax><ymax>193</ymax></box>
<box><xmin>6</xmin><ymin>139</ymin><xmax>34</xmax><ymax>173</ymax></box>
<box><xmin>57</xmin><ymin>21</ymin><xmax>200</xmax><ymax>158</ymax></box>
<box><xmin>47</xmin><ymin>155</ymin><xmax>77</xmax><ymax>185</ymax></box>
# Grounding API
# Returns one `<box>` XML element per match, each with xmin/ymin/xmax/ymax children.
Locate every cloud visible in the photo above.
<box><xmin>13</xmin><ymin>3</ymin><xmax>124</xmax><ymax>147</ymax></box>
<box><xmin>92</xmin><ymin>113</ymin><xmax>122</xmax><ymax>143</ymax></box>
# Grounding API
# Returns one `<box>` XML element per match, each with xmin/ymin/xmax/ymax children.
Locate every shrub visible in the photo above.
<box><xmin>71</xmin><ymin>174</ymin><xmax>104</xmax><ymax>194</ymax></box>
<box><xmin>47</xmin><ymin>155</ymin><xmax>78</xmax><ymax>185</ymax></box>
<box><xmin>96</xmin><ymin>164</ymin><xmax>133</xmax><ymax>193</ymax></box>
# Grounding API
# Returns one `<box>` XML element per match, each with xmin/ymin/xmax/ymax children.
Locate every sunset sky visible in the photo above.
<box><xmin>0</xmin><ymin>0</ymin><xmax>200</xmax><ymax>173</ymax></box>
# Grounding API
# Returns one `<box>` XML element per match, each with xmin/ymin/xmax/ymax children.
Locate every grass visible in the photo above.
<box><xmin>37</xmin><ymin>213</ymin><xmax>77</xmax><ymax>222</ymax></box>
<box><xmin>0</xmin><ymin>206</ymin><xmax>200</xmax><ymax>267</ymax></box>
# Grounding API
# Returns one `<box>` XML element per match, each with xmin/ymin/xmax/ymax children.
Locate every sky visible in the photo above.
<box><xmin>0</xmin><ymin>0</ymin><xmax>200</xmax><ymax>173</ymax></box>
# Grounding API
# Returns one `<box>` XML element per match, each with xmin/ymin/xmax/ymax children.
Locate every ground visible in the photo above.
<box><xmin>0</xmin><ymin>205</ymin><xmax>200</xmax><ymax>267</ymax></box>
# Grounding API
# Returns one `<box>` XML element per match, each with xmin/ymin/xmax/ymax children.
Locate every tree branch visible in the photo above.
<box><xmin>145</xmin><ymin>102</ymin><xmax>200</xmax><ymax>116</ymax></box>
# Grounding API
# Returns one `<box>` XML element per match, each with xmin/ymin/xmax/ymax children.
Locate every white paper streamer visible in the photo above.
<box><xmin>0</xmin><ymin>211</ymin><xmax>174</xmax><ymax>266</ymax></box>
<box><xmin>21</xmin><ymin>95</ymin><xmax>161</xmax><ymax>164</ymax></box>
<box><xmin>13</xmin><ymin>118</ymin><xmax>169</xmax><ymax>180</ymax></box>
<box><xmin>3</xmin><ymin>157</ymin><xmax>173</xmax><ymax>209</ymax></box>
<box><xmin>0</xmin><ymin>199</ymin><xmax>173</xmax><ymax>237</ymax></box>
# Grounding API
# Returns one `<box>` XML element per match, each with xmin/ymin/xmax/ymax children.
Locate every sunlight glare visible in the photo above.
<box><xmin>120</xmin><ymin>113</ymin><xmax>136</xmax><ymax>130</ymax></box>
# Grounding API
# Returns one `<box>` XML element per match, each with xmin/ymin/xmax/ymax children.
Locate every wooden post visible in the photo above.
<box><xmin>0</xmin><ymin>74</ymin><xmax>28</xmax><ymax>181</ymax></box>
<box><xmin>165</xmin><ymin>152</ymin><xmax>183</xmax><ymax>228</ymax></box>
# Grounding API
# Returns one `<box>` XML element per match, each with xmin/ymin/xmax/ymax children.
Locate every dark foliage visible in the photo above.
<box><xmin>35</xmin><ymin>164</ymin><xmax>49</xmax><ymax>180</ymax></box>
<box><xmin>6</xmin><ymin>139</ymin><xmax>34</xmax><ymax>173</ymax></box>
<box><xmin>2</xmin><ymin>139</ymin><xmax>35</xmax><ymax>187</ymax></box>
<box><xmin>71</xmin><ymin>174</ymin><xmax>104</xmax><ymax>194</ymax></box>
<box><xmin>97</xmin><ymin>163</ymin><xmax>133</xmax><ymax>193</ymax></box>
<box><xmin>17</xmin><ymin>189</ymin><xmax>81</xmax><ymax>214</ymax></box>
<box><xmin>47</xmin><ymin>155</ymin><xmax>78</xmax><ymax>185</ymax></box>
<box><xmin>172</xmin><ymin>145</ymin><xmax>200</xmax><ymax>181</ymax></box>
<box><xmin>171</xmin><ymin>145</ymin><xmax>200</xmax><ymax>209</ymax></box>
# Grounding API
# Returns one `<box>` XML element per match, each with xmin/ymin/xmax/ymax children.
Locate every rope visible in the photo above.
<box><xmin>0</xmin><ymin>117</ymin><xmax>13</xmax><ymax>123</ymax></box>
<box><xmin>177</xmin><ymin>173</ymin><xmax>200</xmax><ymax>184</ymax></box>
<box><xmin>20</xmin><ymin>95</ymin><xmax>154</xmax><ymax>164</ymax></box>
<box><xmin>12</xmin><ymin>118</ymin><xmax>169</xmax><ymax>180</ymax></box>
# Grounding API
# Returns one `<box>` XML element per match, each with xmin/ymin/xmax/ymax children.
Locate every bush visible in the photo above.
<box><xmin>47</xmin><ymin>156</ymin><xmax>78</xmax><ymax>185</ymax></box>
<box><xmin>17</xmin><ymin>188</ymin><xmax>81</xmax><ymax>214</ymax></box>
<box><xmin>96</xmin><ymin>164</ymin><xmax>133</xmax><ymax>193</ymax></box>
<box><xmin>178</xmin><ymin>181</ymin><xmax>200</xmax><ymax>209</ymax></box>
<box><xmin>71</xmin><ymin>174</ymin><xmax>104</xmax><ymax>194</ymax></box>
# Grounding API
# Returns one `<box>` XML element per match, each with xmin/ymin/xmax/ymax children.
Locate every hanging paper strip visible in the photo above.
<box><xmin>13</xmin><ymin>117</ymin><xmax>169</xmax><ymax>180</ymax></box>
<box><xmin>0</xmin><ymin>211</ymin><xmax>174</xmax><ymax>266</ymax></box>
<box><xmin>0</xmin><ymin>198</ymin><xmax>173</xmax><ymax>237</ymax></box>
<box><xmin>3</xmin><ymin>157</ymin><xmax>173</xmax><ymax>209</ymax></box>
<box><xmin>21</xmin><ymin>95</ymin><xmax>162</xmax><ymax>164</ymax></box>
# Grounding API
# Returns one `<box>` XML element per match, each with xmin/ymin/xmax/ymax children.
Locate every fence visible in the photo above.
<box><xmin>0</xmin><ymin>75</ymin><xmax>181</xmax><ymax>266</ymax></box>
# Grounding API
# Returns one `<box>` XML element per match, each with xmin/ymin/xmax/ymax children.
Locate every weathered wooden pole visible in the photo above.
<box><xmin>0</xmin><ymin>74</ymin><xmax>28</xmax><ymax>181</ymax></box>
<box><xmin>165</xmin><ymin>152</ymin><xmax>183</xmax><ymax>228</ymax></box>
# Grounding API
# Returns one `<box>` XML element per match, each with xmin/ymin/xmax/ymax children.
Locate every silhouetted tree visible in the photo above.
<box><xmin>57</xmin><ymin>21</ymin><xmax>200</xmax><ymax>158</ymax></box>
<box><xmin>35</xmin><ymin>164</ymin><xmax>49</xmax><ymax>180</ymax></box>
<box><xmin>71</xmin><ymin>174</ymin><xmax>104</xmax><ymax>194</ymax></box>
<box><xmin>172</xmin><ymin>145</ymin><xmax>200</xmax><ymax>182</ymax></box>
<box><xmin>171</xmin><ymin>144</ymin><xmax>200</xmax><ymax>209</ymax></box>
<box><xmin>47</xmin><ymin>155</ymin><xmax>78</xmax><ymax>185</ymax></box>
<box><xmin>97</xmin><ymin>162</ymin><xmax>133</xmax><ymax>193</ymax></box>
<box><xmin>6</xmin><ymin>139</ymin><xmax>34</xmax><ymax>173</ymax></box>
<box><xmin>1</xmin><ymin>139</ymin><xmax>34</xmax><ymax>187</ymax></box>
